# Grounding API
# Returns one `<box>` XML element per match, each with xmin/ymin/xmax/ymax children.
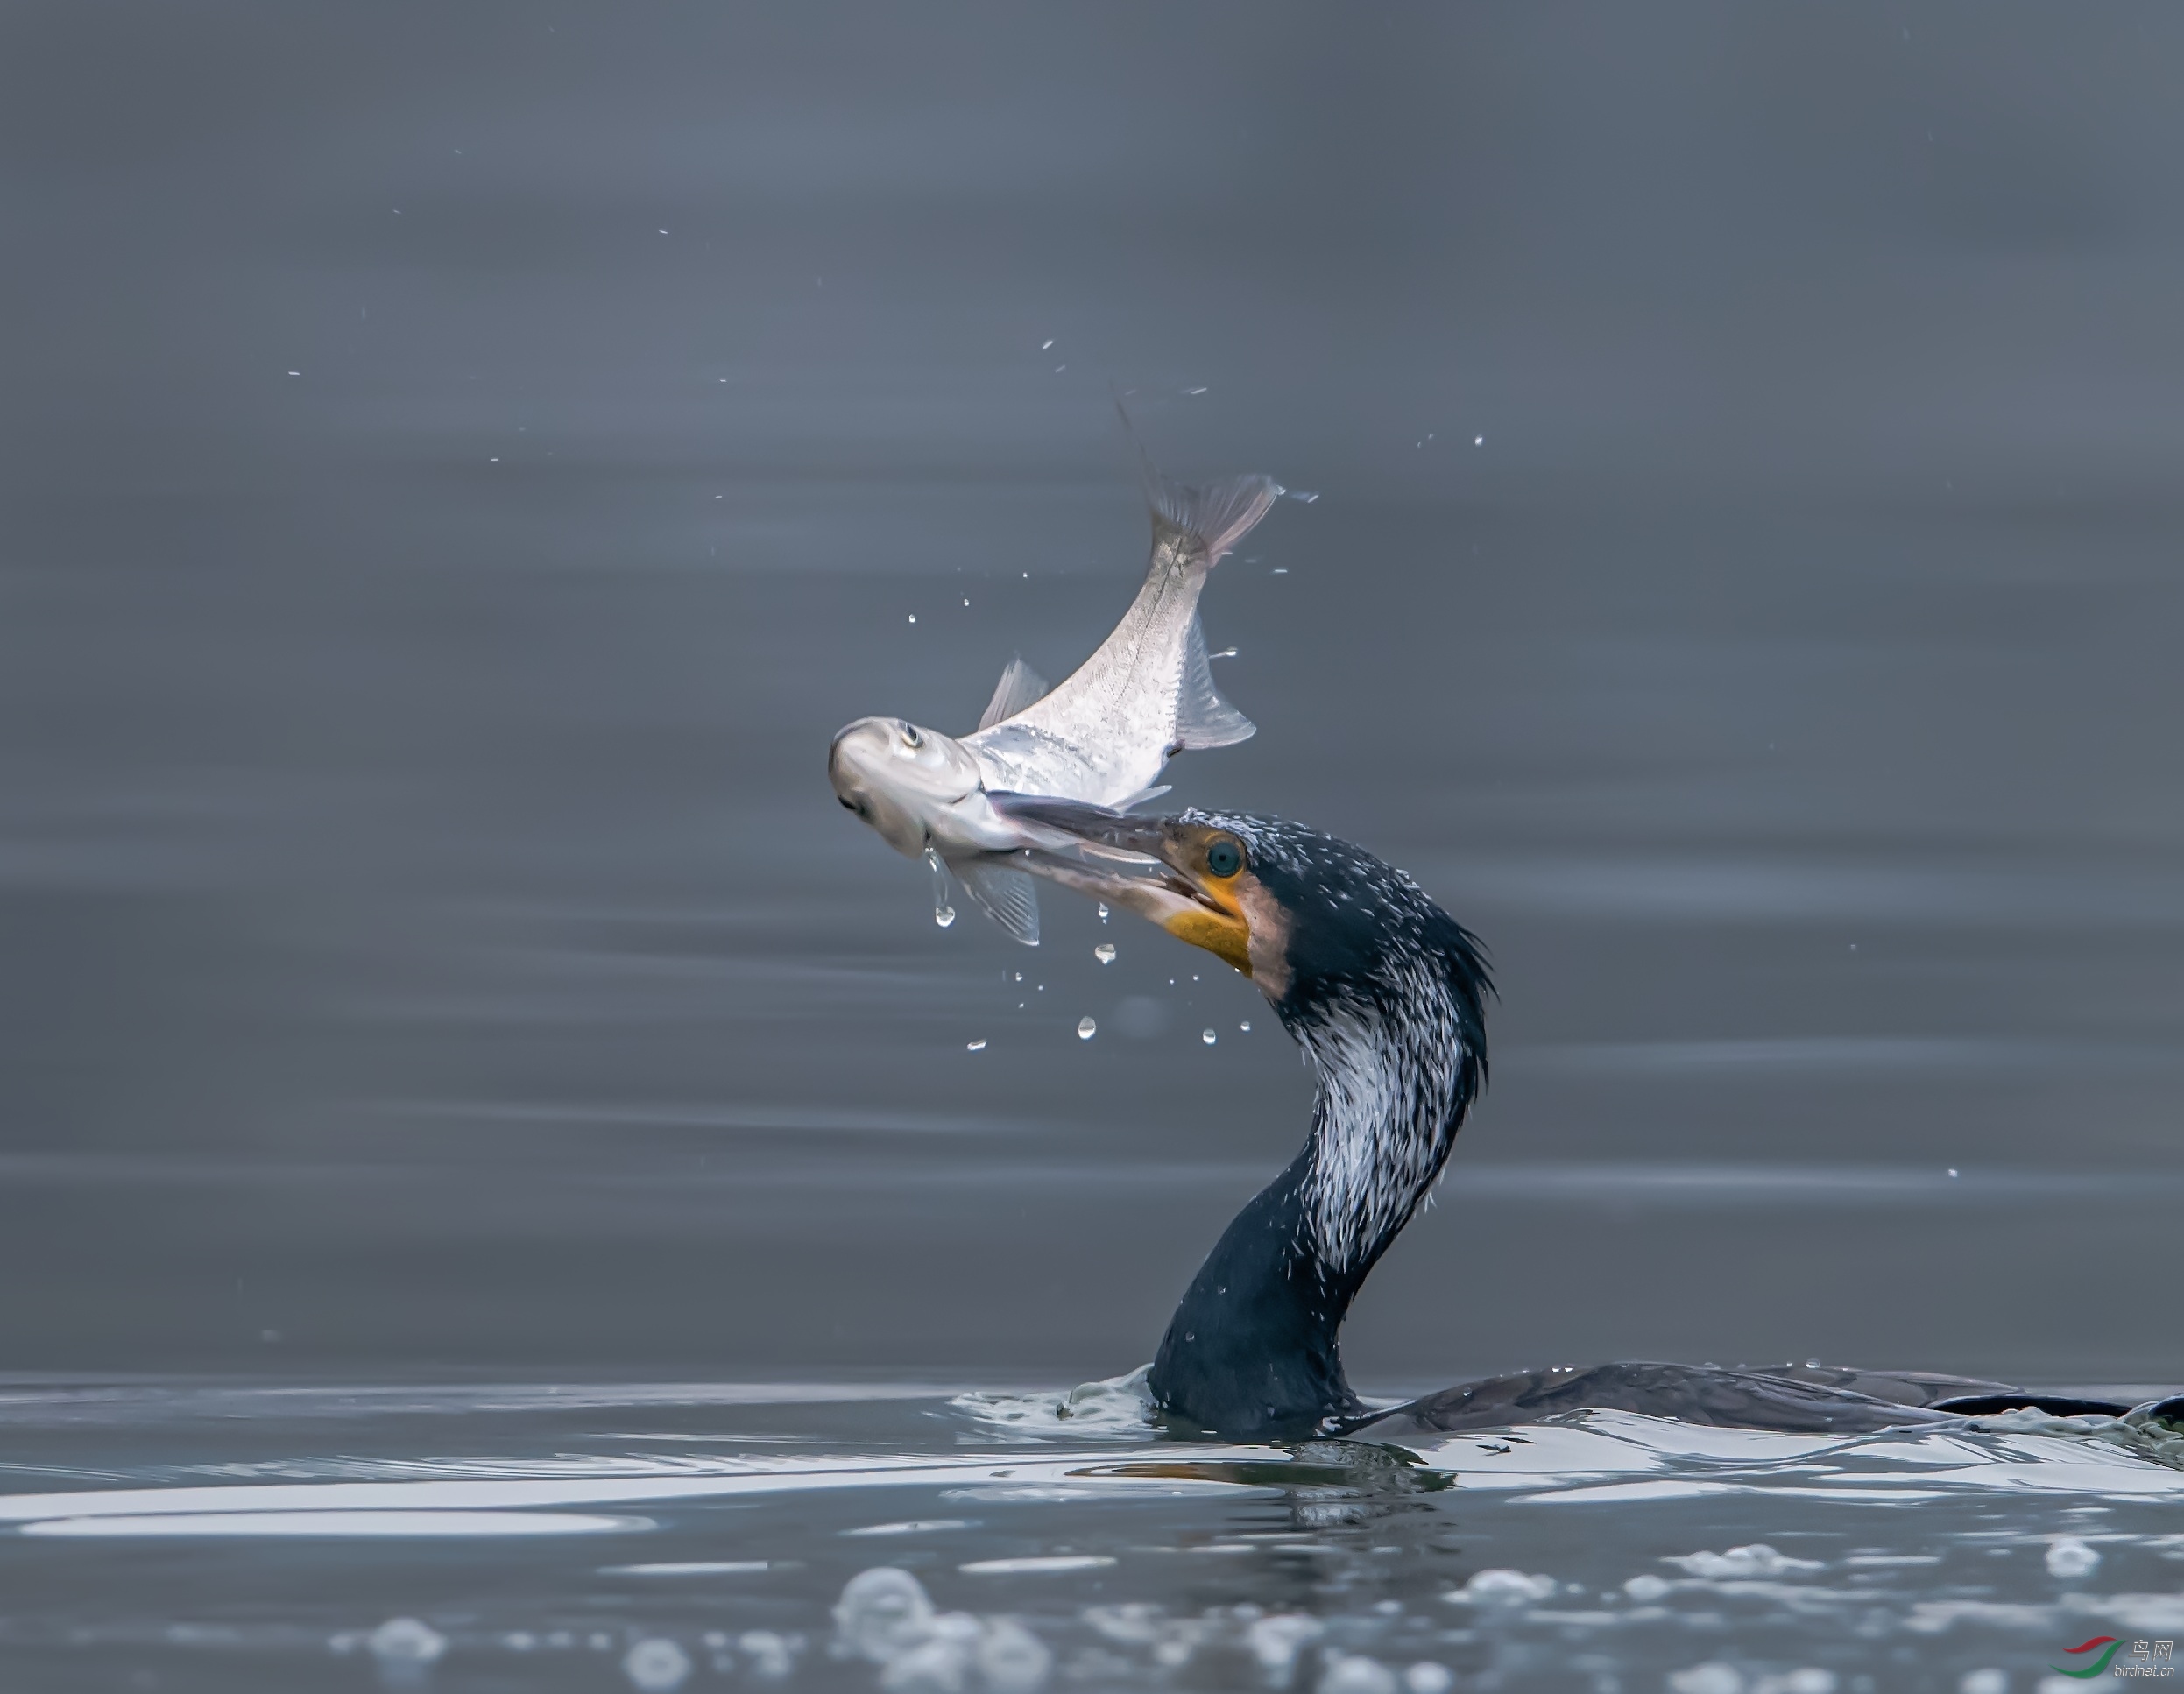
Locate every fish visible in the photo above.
<box><xmin>829</xmin><ymin>462</ymin><xmax>1279</xmax><ymax>945</ymax></box>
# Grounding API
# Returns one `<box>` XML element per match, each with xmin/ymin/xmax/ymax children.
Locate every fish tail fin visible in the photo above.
<box><xmin>1149</xmin><ymin>471</ymin><xmax>1280</xmax><ymax>568</ymax></box>
<box><xmin>1114</xmin><ymin>398</ymin><xmax>1279</xmax><ymax>568</ymax></box>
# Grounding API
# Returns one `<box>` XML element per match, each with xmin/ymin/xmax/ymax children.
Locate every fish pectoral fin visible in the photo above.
<box><xmin>976</xmin><ymin>656</ymin><xmax>1050</xmax><ymax>731</ymax></box>
<box><xmin>1114</xmin><ymin>784</ymin><xmax>1171</xmax><ymax>812</ymax></box>
<box><xmin>958</xmin><ymin>860</ymin><xmax>1042</xmax><ymax>946</ymax></box>
<box><xmin>1171</xmin><ymin>615</ymin><xmax>1255</xmax><ymax>751</ymax></box>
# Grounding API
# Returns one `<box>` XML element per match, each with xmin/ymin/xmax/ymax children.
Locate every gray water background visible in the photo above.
<box><xmin>6</xmin><ymin>3</ymin><xmax>2183</xmax><ymax>1398</ymax></box>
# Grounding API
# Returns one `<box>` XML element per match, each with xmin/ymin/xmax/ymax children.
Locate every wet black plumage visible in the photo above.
<box><xmin>1148</xmin><ymin>813</ymin><xmax>1491</xmax><ymax>1439</ymax></box>
<box><xmin>1139</xmin><ymin>812</ymin><xmax>2146</xmax><ymax>1442</ymax></box>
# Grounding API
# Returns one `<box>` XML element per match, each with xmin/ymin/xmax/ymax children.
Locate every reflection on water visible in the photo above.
<box><xmin>0</xmin><ymin>1382</ymin><xmax>2180</xmax><ymax>1689</ymax></box>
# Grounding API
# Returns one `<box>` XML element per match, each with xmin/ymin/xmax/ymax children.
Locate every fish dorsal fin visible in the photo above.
<box><xmin>958</xmin><ymin>859</ymin><xmax>1041</xmax><ymax>946</ymax></box>
<box><xmin>977</xmin><ymin>656</ymin><xmax>1050</xmax><ymax>731</ymax></box>
<box><xmin>1173</xmin><ymin>615</ymin><xmax>1255</xmax><ymax>751</ymax></box>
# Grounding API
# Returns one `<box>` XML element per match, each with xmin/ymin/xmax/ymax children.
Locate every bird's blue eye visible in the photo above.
<box><xmin>1205</xmin><ymin>837</ymin><xmax>1243</xmax><ymax>878</ymax></box>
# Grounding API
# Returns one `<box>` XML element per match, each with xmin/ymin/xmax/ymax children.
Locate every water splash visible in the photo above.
<box><xmin>951</xmin><ymin>1366</ymin><xmax>1157</xmax><ymax>1437</ymax></box>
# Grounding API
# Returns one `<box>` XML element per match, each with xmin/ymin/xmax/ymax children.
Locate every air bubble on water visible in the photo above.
<box><xmin>1202</xmin><ymin>1029</ymin><xmax>1217</xmax><ymax>1045</ymax></box>
<box><xmin>979</xmin><ymin>1621</ymin><xmax>1053</xmax><ymax>1693</ymax></box>
<box><xmin>1665</xmin><ymin>1667</ymin><xmax>1742</xmax><ymax>1694</ymax></box>
<box><xmin>1665</xmin><ymin>1545</ymin><xmax>1820</xmax><ymax>1578</ymax></box>
<box><xmin>2046</xmin><ymin>1536</ymin><xmax>2100</xmax><ymax>1578</ymax></box>
<box><xmin>1320</xmin><ymin>1655</ymin><xmax>1398</xmax><ymax>1694</ymax></box>
<box><xmin>739</xmin><ymin>1632</ymin><xmax>795</xmax><ymax>1680</ymax></box>
<box><xmin>837</xmin><ymin>1570</ymin><xmax>935</xmax><ymax>1662</ymax></box>
<box><xmin>623</xmin><ymin>1637</ymin><xmax>693</xmax><ymax>1692</ymax></box>
<box><xmin>1078</xmin><ymin>1018</ymin><xmax>1097</xmax><ymax>1041</ymax></box>
<box><xmin>1246</xmin><ymin>1614</ymin><xmax>1323</xmax><ymax>1677</ymax></box>
<box><xmin>1097</xmin><ymin>903</ymin><xmax>1110</xmax><ymax>922</ymax></box>
<box><xmin>965</xmin><ymin>1040</ymin><xmax>986</xmax><ymax>1052</ymax></box>
<box><xmin>366</xmin><ymin>1618</ymin><xmax>447</xmax><ymax>1688</ymax></box>
<box><xmin>924</xmin><ymin>849</ymin><xmax>956</xmax><ymax>928</ymax></box>
<box><xmin>1094</xmin><ymin>944</ymin><xmax>1116</xmax><ymax>963</ymax></box>
<box><xmin>1446</xmin><ymin>1570</ymin><xmax>1557</xmax><ymax>1606</ymax></box>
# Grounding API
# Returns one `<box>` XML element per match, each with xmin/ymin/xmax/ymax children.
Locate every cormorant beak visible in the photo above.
<box><xmin>988</xmin><ymin>794</ymin><xmax>1255</xmax><ymax>978</ymax></box>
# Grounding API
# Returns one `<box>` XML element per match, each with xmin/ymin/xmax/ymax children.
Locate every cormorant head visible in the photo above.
<box><xmin>993</xmin><ymin>796</ymin><xmax>1492</xmax><ymax>1038</ymax></box>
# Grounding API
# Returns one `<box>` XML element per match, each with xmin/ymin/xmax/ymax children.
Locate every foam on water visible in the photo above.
<box><xmin>949</xmin><ymin>1366</ymin><xmax>1158</xmax><ymax>1437</ymax></box>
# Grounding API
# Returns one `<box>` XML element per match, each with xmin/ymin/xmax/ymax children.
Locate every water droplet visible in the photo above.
<box><xmin>907</xmin><ymin>614</ymin><xmax>916</xmax><ymax>623</ymax></box>
<box><xmin>1947</xmin><ymin>1168</ymin><xmax>1959</xmax><ymax>1178</ymax></box>
<box><xmin>1474</xmin><ymin>435</ymin><xmax>1484</xmax><ymax>446</ymax></box>
<box><xmin>925</xmin><ymin>848</ymin><xmax>955</xmax><ymax>928</ymax></box>
<box><xmin>1013</xmin><ymin>971</ymin><xmax>1022</xmax><ymax>982</ymax></box>
<box><xmin>966</xmin><ymin>1040</ymin><xmax>986</xmax><ymax>1052</ymax></box>
<box><xmin>1097</xmin><ymin>903</ymin><xmax>1110</xmax><ymax>922</ymax></box>
<box><xmin>1240</xmin><ymin>1020</ymin><xmax>1251</xmax><ymax>1033</ymax></box>
<box><xmin>1093</xmin><ymin>944</ymin><xmax>1116</xmax><ymax>963</ymax></box>
<box><xmin>1202</xmin><ymin>1029</ymin><xmax>1217</xmax><ymax>1046</ymax></box>
<box><xmin>1077</xmin><ymin>1018</ymin><xmax>1097</xmax><ymax>1041</ymax></box>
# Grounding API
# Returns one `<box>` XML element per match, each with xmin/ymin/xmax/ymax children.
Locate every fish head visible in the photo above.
<box><xmin>989</xmin><ymin>794</ymin><xmax>1265</xmax><ymax>985</ymax></box>
<box><xmin>829</xmin><ymin>715</ymin><xmax>986</xmax><ymax>858</ymax></box>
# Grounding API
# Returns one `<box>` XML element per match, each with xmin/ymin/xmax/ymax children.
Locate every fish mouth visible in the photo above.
<box><xmin>989</xmin><ymin>794</ymin><xmax>1255</xmax><ymax>977</ymax></box>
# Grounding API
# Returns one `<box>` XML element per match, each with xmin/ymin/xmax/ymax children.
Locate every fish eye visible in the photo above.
<box><xmin>901</xmin><ymin>724</ymin><xmax>922</xmax><ymax>748</ymax></box>
<box><xmin>1205</xmin><ymin>836</ymin><xmax>1244</xmax><ymax>879</ymax></box>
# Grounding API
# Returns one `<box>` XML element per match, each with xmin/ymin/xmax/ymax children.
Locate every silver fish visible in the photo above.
<box><xmin>830</xmin><ymin>467</ymin><xmax>1278</xmax><ymax>945</ymax></box>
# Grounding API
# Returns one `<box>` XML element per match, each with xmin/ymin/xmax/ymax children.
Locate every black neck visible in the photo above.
<box><xmin>1149</xmin><ymin>993</ymin><xmax>1480</xmax><ymax>1438</ymax></box>
<box><xmin>1148</xmin><ymin>1149</ymin><xmax>1369</xmax><ymax>1440</ymax></box>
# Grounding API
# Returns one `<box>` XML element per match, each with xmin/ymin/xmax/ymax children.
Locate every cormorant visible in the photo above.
<box><xmin>995</xmin><ymin>795</ymin><xmax>2179</xmax><ymax>1443</ymax></box>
